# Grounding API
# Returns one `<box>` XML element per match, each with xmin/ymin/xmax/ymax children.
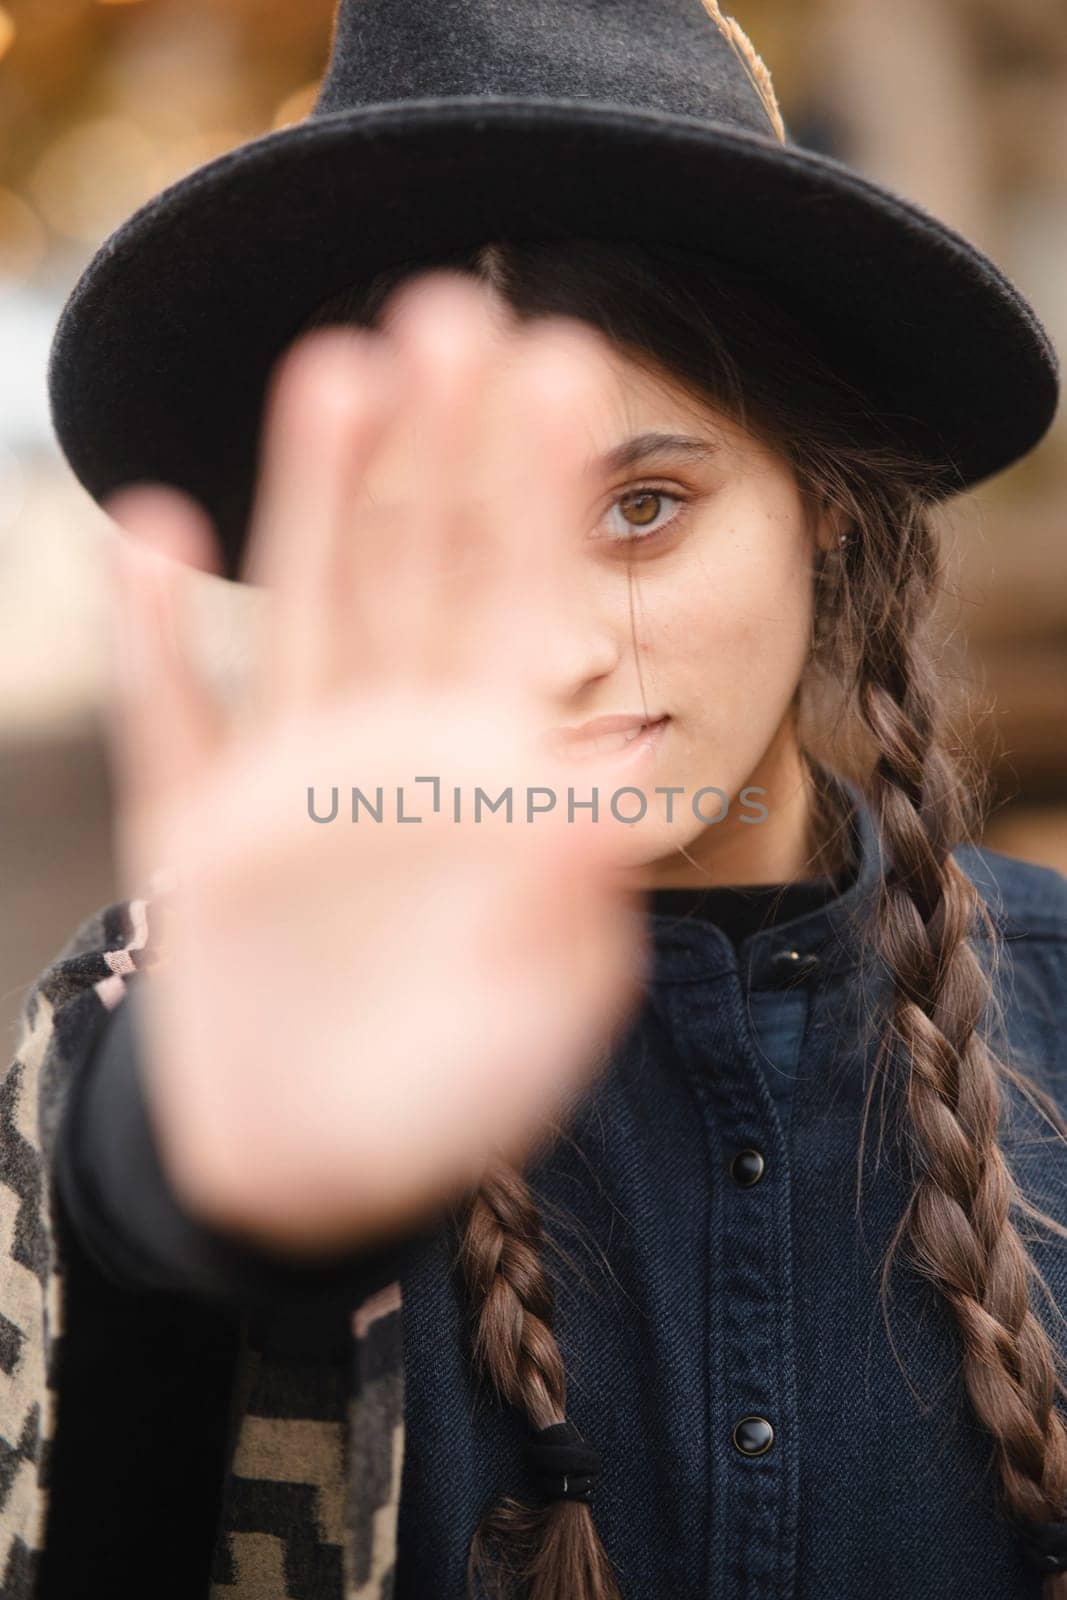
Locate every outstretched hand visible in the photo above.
<box><xmin>102</xmin><ymin>273</ymin><xmax>651</xmax><ymax>1257</ymax></box>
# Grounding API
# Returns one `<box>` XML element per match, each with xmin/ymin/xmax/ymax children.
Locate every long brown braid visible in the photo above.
<box><xmin>303</xmin><ymin>235</ymin><xmax>1067</xmax><ymax>1598</ymax></box>
<box><xmin>834</xmin><ymin>506</ymin><xmax>1067</xmax><ymax>1596</ymax></box>
<box><xmin>454</xmin><ymin>1166</ymin><xmax>623</xmax><ymax>1600</ymax></box>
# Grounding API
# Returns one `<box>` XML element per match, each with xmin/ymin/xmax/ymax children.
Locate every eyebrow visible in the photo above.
<box><xmin>597</xmin><ymin>431</ymin><xmax>722</xmax><ymax>473</ymax></box>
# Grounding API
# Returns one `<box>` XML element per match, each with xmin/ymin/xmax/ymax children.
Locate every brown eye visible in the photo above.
<box><xmin>623</xmin><ymin>491</ymin><xmax>662</xmax><ymax>527</ymax></box>
<box><xmin>603</xmin><ymin>487</ymin><xmax>684</xmax><ymax>543</ymax></box>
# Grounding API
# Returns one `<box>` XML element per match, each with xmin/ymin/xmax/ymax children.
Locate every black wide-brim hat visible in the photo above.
<box><xmin>48</xmin><ymin>0</ymin><xmax>1060</xmax><ymax>584</ymax></box>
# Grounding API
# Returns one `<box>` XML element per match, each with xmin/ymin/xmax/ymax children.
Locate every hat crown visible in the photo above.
<box><xmin>312</xmin><ymin>0</ymin><xmax>786</xmax><ymax>142</ymax></box>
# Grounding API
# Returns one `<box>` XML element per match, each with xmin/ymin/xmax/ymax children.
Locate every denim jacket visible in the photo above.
<box><xmin>3</xmin><ymin>781</ymin><xmax>1067</xmax><ymax>1600</ymax></box>
<box><xmin>383</xmin><ymin>789</ymin><xmax>1067</xmax><ymax>1599</ymax></box>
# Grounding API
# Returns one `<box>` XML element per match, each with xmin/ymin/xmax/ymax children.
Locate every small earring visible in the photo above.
<box><xmin>838</xmin><ymin>531</ymin><xmax>849</xmax><ymax>545</ymax></box>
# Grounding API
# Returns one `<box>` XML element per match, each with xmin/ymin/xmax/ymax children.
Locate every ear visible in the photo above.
<box><xmin>810</xmin><ymin>495</ymin><xmax>852</xmax><ymax>555</ymax></box>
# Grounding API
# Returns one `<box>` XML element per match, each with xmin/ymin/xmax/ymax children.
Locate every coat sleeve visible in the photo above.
<box><xmin>0</xmin><ymin>888</ymin><xmax>163</xmax><ymax>1597</ymax></box>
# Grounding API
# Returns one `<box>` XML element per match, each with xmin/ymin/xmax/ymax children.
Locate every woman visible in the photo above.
<box><xmin>4</xmin><ymin>1</ymin><xmax>1067</xmax><ymax>1597</ymax></box>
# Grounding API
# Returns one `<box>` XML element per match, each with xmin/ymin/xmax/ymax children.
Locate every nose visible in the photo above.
<box><xmin>531</xmin><ymin>571</ymin><xmax>623</xmax><ymax>708</ymax></box>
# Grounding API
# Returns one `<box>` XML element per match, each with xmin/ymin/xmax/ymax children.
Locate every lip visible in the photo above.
<box><xmin>557</xmin><ymin>713</ymin><xmax>664</xmax><ymax>743</ymax></box>
<box><xmin>550</xmin><ymin>714</ymin><xmax>671</xmax><ymax>769</ymax></box>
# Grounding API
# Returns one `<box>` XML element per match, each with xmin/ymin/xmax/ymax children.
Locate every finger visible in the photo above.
<box><xmin>474</xmin><ymin>320</ymin><xmax>660</xmax><ymax>880</ymax></box>
<box><xmin>102</xmin><ymin>494</ymin><xmax>227</xmax><ymax>885</ymax></box>
<box><xmin>239</xmin><ymin>326</ymin><xmax>403</xmax><ymax>719</ymax></box>
<box><xmin>474</xmin><ymin>316</ymin><xmax>606</xmax><ymax>702</ymax></box>
<box><xmin>374</xmin><ymin>271</ymin><xmax>512</xmax><ymax>683</ymax></box>
<box><xmin>105</xmin><ymin>483</ymin><xmax>225</xmax><ymax>579</ymax></box>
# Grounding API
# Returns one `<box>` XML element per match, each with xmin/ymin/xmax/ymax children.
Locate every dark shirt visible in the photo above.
<box><xmin>646</xmin><ymin>875</ymin><xmax>845</xmax><ymax>1130</ymax></box>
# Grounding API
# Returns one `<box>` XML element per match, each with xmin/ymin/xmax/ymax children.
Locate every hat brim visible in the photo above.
<box><xmin>48</xmin><ymin>98</ymin><xmax>1060</xmax><ymax>582</ymax></box>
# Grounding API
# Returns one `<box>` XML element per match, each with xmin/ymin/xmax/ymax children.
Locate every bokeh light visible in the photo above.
<box><xmin>27</xmin><ymin>118</ymin><xmax>159</xmax><ymax>242</ymax></box>
<box><xmin>273</xmin><ymin>79</ymin><xmax>318</xmax><ymax>130</ymax></box>
<box><xmin>0</xmin><ymin>189</ymin><xmax>47</xmax><ymax>297</ymax></box>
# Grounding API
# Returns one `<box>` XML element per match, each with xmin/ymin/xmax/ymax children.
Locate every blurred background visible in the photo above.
<box><xmin>0</xmin><ymin>0</ymin><xmax>1065</xmax><ymax>1047</ymax></box>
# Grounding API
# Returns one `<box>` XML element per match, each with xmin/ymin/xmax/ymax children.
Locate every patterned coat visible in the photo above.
<box><xmin>0</xmin><ymin>891</ymin><xmax>400</xmax><ymax>1599</ymax></box>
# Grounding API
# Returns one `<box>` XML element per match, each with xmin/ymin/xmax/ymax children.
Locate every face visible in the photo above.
<box><xmin>515</xmin><ymin>328</ymin><xmax>842</xmax><ymax>889</ymax></box>
<box><xmin>365</xmin><ymin>290</ymin><xmax>842</xmax><ymax>889</ymax></box>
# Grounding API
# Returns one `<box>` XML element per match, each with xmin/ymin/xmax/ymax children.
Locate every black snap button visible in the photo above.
<box><xmin>732</xmin><ymin>1416</ymin><xmax>774</xmax><ymax>1456</ymax></box>
<box><xmin>730</xmin><ymin>1148</ymin><xmax>765</xmax><ymax>1186</ymax></box>
<box><xmin>768</xmin><ymin>948</ymin><xmax>820</xmax><ymax>985</ymax></box>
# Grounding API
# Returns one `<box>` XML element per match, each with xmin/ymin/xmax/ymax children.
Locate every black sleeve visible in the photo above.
<box><xmin>54</xmin><ymin>979</ymin><xmax>441</xmax><ymax>1311</ymax></box>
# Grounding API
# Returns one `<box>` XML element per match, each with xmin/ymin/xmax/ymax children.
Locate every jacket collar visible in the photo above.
<box><xmin>643</xmin><ymin>776</ymin><xmax>888</xmax><ymax>989</ymax></box>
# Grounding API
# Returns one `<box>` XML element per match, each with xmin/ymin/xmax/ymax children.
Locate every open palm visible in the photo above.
<box><xmin>102</xmin><ymin>274</ymin><xmax>650</xmax><ymax>1258</ymax></box>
